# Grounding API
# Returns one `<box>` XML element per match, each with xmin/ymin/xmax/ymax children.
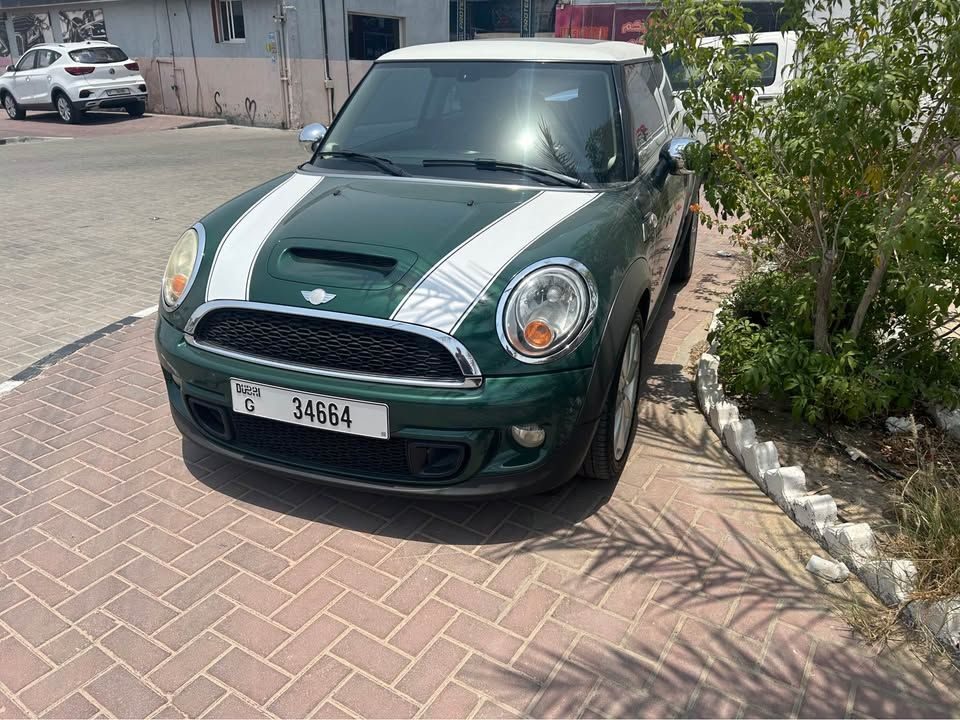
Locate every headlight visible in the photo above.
<box><xmin>497</xmin><ymin>258</ymin><xmax>598</xmax><ymax>363</ymax></box>
<box><xmin>161</xmin><ymin>226</ymin><xmax>202</xmax><ymax>310</ymax></box>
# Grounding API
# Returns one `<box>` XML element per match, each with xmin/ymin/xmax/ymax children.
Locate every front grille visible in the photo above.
<box><xmin>193</xmin><ymin>308</ymin><xmax>465</xmax><ymax>381</ymax></box>
<box><xmin>231</xmin><ymin>412</ymin><xmax>413</xmax><ymax>478</ymax></box>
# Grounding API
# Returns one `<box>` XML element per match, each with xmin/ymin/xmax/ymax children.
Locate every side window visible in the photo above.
<box><xmin>15</xmin><ymin>51</ymin><xmax>38</xmax><ymax>71</ymax></box>
<box><xmin>750</xmin><ymin>43</ymin><xmax>779</xmax><ymax>88</ymax></box>
<box><xmin>732</xmin><ymin>43</ymin><xmax>780</xmax><ymax>88</ymax></box>
<box><xmin>36</xmin><ymin>50</ymin><xmax>58</xmax><ymax>69</ymax></box>
<box><xmin>624</xmin><ymin>61</ymin><xmax>667</xmax><ymax>168</ymax></box>
<box><xmin>659</xmin><ymin>65</ymin><xmax>677</xmax><ymax>118</ymax></box>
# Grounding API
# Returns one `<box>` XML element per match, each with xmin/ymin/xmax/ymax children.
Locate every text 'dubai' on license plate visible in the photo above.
<box><xmin>230</xmin><ymin>379</ymin><xmax>389</xmax><ymax>439</ymax></box>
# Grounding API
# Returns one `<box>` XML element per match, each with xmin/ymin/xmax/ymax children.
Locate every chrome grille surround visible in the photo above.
<box><xmin>183</xmin><ymin>301</ymin><xmax>483</xmax><ymax>389</ymax></box>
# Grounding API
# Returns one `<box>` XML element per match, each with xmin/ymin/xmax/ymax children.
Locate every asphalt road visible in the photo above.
<box><xmin>0</xmin><ymin>124</ymin><xmax>302</xmax><ymax>381</ymax></box>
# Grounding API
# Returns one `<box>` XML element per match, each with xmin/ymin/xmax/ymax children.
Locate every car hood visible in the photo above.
<box><xmin>196</xmin><ymin>171</ymin><xmax>602</xmax><ymax>336</ymax></box>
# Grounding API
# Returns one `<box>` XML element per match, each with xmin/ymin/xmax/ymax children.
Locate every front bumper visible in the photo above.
<box><xmin>156</xmin><ymin>315</ymin><xmax>600</xmax><ymax>498</ymax></box>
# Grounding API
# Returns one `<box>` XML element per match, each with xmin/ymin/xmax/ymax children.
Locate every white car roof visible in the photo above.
<box><xmin>380</xmin><ymin>38</ymin><xmax>654</xmax><ymax>64</ymax></box>
<box><xmin>27</xmin><ymin>40</ymin><xmax>118</xmax><ymax>52</ymax></box>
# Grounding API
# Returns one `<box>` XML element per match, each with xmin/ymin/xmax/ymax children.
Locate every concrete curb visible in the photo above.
<box><xmin>698</xmin><ymin>307</ymin><xmax>960</xmax><ymax>654</ymax></box>
<box><xmin>0</xmin><ymin>305</ymin><xmax>156</xmax><ymax>394</ymax></box>
<box><xmin>167</xmin><ymin>118</ymin><xmax>229</xmax><ymax>130</ymax></box>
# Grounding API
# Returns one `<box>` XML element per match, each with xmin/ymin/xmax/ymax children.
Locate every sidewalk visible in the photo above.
<box><xmin>0</xmin><ymin>224</ymin><xmax>956</xmax><ymax>718</ymax></box>
<box><xmin>0</xmin><ymin>111</ymin><xmax>225</xmax><ymax>141</ymax></box>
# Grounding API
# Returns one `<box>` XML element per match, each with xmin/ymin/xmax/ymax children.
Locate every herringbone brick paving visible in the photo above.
<box><xmin>0</xmin><ymin>225</ymin><xmax>957</xmax><ymax>718</ymax></box>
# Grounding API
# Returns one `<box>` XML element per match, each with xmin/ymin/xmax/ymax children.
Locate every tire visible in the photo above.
<box><xmin>54</xmin><ymin>92</ymin><xmax>82</xmax><ymax>124</ymax></box>
<box><xmin>126</xmin><ymin>101</ymin><xmax>145</xmax><ymax>117</ymax></box>
<box><xmin>671</xmin><ymin>198</ymin><xmax>700</xmax><ymax>284</ymax></box>
<box><xmin>582</xmin><ymin>310</ymin><xmax>644</xmax><ymax>481</ymax></box>
<box><xmin>2</xmin><ymin>93</ymin><xmax>25</xmax><ymax>120</ymax></box>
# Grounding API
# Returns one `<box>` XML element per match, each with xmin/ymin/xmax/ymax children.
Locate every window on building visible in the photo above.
<box><xmin>348</xmin><ymin>14</ymin><xmax>401</xmax><ymax>61</ymax></box>
<box><xmin>214</xmin><ymin>0</ymin><xmax>245</xmax><ymax>42</ymax></box>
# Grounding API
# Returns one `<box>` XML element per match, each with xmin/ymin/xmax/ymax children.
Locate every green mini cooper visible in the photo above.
<box><xmin>155</xmin><ymin>39</ymin><xmax>699</xmax><ymax>497</ymax></box>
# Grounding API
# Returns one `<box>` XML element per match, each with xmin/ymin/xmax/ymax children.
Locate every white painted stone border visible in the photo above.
<box><xmin>698</xmin><ymin>307</ymin><xmax>960</xmax><ymax>653</ymax></box>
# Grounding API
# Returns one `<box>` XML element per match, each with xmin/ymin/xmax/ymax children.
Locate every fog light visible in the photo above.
<box><xmin>511</xmin><ymin>424</ymin><xmax>545</xmax><ymax>448</ymax></box>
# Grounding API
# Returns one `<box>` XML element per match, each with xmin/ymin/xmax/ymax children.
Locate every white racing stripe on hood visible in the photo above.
<box><xmin>205</xmin><ymin>173</ymin><xmax>324</xmax><ymax>301</ymax></box>
<box><xmin>391</xmin><ymin>190</ymin><xmax>600</xmax><ymax>334</ymax></box>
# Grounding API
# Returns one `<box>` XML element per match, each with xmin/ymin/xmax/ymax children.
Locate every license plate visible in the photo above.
<box><xmin>106</xmin><ymin>88</ymin><xmax>131</xmax><ymax>96</ymax></box>
<box><xmin>230</xmin><ymin>379</ymin><xmax>389</xmax><ymax>439</ymax></box>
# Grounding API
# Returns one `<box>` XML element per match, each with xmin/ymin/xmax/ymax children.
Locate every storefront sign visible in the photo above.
<box><xmin>520</xmin><ymin>0</ymin><xmax>533</xmax><ymax>37</ymax></box>
<box><xmin>456</xmin><ymin>0</ymin><xmax>467</xmax><ymax>40</ymax></box>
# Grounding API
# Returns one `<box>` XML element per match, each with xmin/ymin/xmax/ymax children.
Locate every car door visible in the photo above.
<box><xmin>31</xmin><ymin>50</ymin><xmax>59</xmax><ymax>104</ymax></box>
<box><xmin>11</xmin><ymin>50</ymin><xmax>39</xmax><ymax>104</ymax></box>
<box><xmin>623</xmin><ymin>60</ymin><xmax>678</xmax><ymax>306</ymax></box>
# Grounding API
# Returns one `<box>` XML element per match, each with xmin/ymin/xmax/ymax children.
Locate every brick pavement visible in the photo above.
<box><xmin>0</xmin><ymin>125</ymin><xmax>300</xmax><ymax>382</ymax></box>
<box><xmin>0</xmin><ymin>224</ymin><xmax>958</xmax><ymax>718</ymax></box>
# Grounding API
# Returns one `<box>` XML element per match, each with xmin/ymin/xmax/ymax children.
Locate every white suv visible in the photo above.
<box><xmin>0</xmin><ymin>40</ymin><xmax>148</xmax><ymax>124</ymax></box>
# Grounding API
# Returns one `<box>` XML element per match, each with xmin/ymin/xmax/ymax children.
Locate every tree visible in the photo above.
<box><xmin>645</xmin><ymin>0</ymin><xmax>960</xmax><ymax>421</ymax></box>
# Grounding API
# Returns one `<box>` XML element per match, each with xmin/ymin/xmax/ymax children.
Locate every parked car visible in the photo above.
<box><xmin>0</xmin><ymin>40</ymin><xmax>148</xmax><ymax>123</ymax></box>
<box><xmin>155</xmin><ymin>39</ymin><xmax>700</xmax><ymax>497</ymax></box>
<box><xmin>664</xmin><ymin>31</ymin><xmax>799</xmax><ymax>102</ymax></box>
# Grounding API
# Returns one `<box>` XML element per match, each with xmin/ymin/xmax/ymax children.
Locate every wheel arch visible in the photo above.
<box><xmin>581</xmin><ymin>257</ymin><xmax>652</xmax><ymax>422</ymax></box>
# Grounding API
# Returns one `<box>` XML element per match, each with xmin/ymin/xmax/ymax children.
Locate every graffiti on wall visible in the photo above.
<box><xmin>244</xmin><ymin>98</ymin><xmax>258</xmax><ymax>125</ymax></box>
<box><xmin>11</xmin><ymin>13</ymin><xmax>53</xmax><ymax>55</ymax></box>
<box><xmin>211</xmin><ymin>90</ymin><xmax>259</xmax><ymax>126</ymax></box>
<box><xmin>59</xmin><ymin>9</ymin><xmax>108</xmax><ymax>43</ymax></box>
<box><xmin>0</xmin><ymin>14</ymin><xmax>10</xmax><ymax>67</ymax></box>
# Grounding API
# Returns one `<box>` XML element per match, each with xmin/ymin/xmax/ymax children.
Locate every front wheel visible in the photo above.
<box><xmin>55</xmin><ymin>93</ymin><xmax>82</xmax><ymax>124</ymax></box>
<box><xmin>3</xmin><ymin>93</ymin><xmax>25</xmax><ymax>120</ymax></box>
<box><xmin>582</xmin><ymin>311</ymin><xmax>644</xmax><ymax>481</ymax></box>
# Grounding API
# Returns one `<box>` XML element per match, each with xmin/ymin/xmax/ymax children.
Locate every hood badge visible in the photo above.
<box><xmin>302</xmin><ymin>288</ymin><xmax>336</xmax><ymax>305</ymax></box>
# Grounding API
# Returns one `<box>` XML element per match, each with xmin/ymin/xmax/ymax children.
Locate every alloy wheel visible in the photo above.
<box><xmin>4</xmin><ymin>96</ymin><xmax>15</xmax><ymax>118</ymax></box>
<box><xmin>613</xmin><ymin>322</ymin><xmax>641</xmax><ymax>461</ymax></box>
<box><xmin>57</xmin><ymin>96</ymin><xmax>71</xmax><ymax>122</ymax></box>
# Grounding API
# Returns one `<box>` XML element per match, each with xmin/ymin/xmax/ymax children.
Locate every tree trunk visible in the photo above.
<box><xmin>813</xmin><ymin>247</ymin><xmax>835</xmax><ymax>354</ymax></box>
<box><xmin>850</xmin><ymin>248</ymin><xmax>892</xmax><ymax>340</ymax></box>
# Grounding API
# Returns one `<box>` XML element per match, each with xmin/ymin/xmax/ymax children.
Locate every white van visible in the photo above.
<box><xmin>664</xmin><ymin>31</ymin><xmax>799</xmax><ymax>102</ymax></box>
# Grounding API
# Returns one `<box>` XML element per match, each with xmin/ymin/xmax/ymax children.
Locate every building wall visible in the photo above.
<box><xmin>0</xmin><ymin>0</ymin><xmax>449</xmax><ymax>126</ymax></box>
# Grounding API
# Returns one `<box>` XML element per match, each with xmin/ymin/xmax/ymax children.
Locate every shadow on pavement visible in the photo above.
<box><xmin>18</xmin><ymin>110</ymin><xmax>147</xmax><ymax>126</ymax></box>
<box><xmin>178</xmin><ymin>274</ymin><xmax>959</xmax><ymax>717</ymax></box>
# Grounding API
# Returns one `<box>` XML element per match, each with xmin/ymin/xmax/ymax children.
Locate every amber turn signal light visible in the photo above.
<box><xmin>523</xmin><ymin>319</ymin><xmax>554</xmax><ymax>348</ymax></box>
<box><xmin>170</xmin><ymin>273</ymin><xmax>188</xmax><ymax>298</ymax></box>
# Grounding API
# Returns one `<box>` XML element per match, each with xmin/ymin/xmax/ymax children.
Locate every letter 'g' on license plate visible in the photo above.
<box><xmin>230</xmin><ymin>379</ymin><xmax>389</xmax><ymax>439</ymax></box>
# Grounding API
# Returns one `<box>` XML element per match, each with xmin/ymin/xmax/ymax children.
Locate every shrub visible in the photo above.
<box><xmin>646</xmin><ymin>0</ymin><xmax>960</xmax><ymax>422</ymax></box>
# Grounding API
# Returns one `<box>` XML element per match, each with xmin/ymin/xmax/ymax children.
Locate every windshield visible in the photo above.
<box><xmin>316</xmin><ymin>61</ymin><xmax>625</xmax><ymax>185</ymax></box>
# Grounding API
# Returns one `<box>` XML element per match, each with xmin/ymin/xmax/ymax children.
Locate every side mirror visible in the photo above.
<box><xmin>298</xmin><ymin>123</ymin><xmax>327</xmax><ymax>153</ymax></box>
<box><xmin>666</xmin><ymin>137</ymin><xmax>697</xmax><ymax>175</ymax></box>
<box><xmin>5</xmin><ymin>65</ymin><xmax>15</xmax><ymax>73</ymax></box>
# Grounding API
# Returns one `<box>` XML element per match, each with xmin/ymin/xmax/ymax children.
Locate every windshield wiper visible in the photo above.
<box><xmin>314</xmin><ymin>150</ymin><xmax>410</xmax><ymax>177</ymax></box>
<box><xmin>421</xmin><ymin>158</ymin><xmax>587</xmax><ymax>188</ymax></box>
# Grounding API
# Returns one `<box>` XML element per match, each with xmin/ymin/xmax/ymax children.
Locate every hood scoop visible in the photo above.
<box><xmin>267</xmin><ymin>237</ymin><xmax>418</xmax><ymax>291</ymax></box>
